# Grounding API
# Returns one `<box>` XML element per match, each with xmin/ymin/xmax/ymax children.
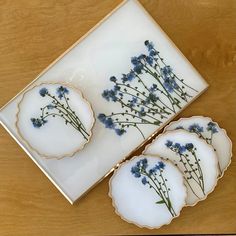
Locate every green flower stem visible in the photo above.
<box><xmin>116</xmin><ymin>82</ymin><xmax>170</xmax><ymax>116</ymax></box>
<box><xmin>169</xmin><ymin>147</ymin><xmax>203</xmax><ymax>198</ymax></box>
<box><xmin>133</xmin><ymin>71</ymin><xmax>176</xmax><ymax>114</ymax></box>
<box><xmin>125</xmin><ymin>124</ymin><xmax>145</xmax><ymax>139</ymax></box>
<box><xmin>141</xmin><ymin>63</ymin><xmax>179</xmax><ymax>112</ymax></box>
<box><xmin>63</xmin><ymin>94</ymin><xmax>86</xmax><ymax>131</ymax></box>
<box><xmin>117</xmin><ymin>98</ymin><xmax>162</xmax><ymax>125</ymax></box>
<box><xmin>153</xmin><ymin>49</ymin><xmax>198</xmax><ymax>92</ymax></box>
<box><xmin>107</xmin><ymin>112</ymin><xmax>152</xmax><ymax>124</ymax></box>
<box><xmin>183</xmin><ymin>176</ymin><xmax>201</xmax><ymax>199</ymax></box>
<box><xmin>191</xmin><ymin>151</ymin><xmax>205</xmax><ymax>195</ymax></box>
<box><xmin>45</xmin><ymin>93</ymin><xmax>89</xmax><ymax>140</ymax></box>
<box><xmin>141</xmin><ymin>170</ymin><xmax>176</xmax><ymax>217</ymax></box>
<box><xmin>52</xmin><ymin>103</ymin><xmax>89</xmax><ymax>139</ymax></box>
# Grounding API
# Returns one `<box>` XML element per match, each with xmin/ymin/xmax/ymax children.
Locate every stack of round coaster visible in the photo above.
<box><xmin>109</xmin><ymin>116</ymin><xmax>232</xmax><ymax>229</ymax></box>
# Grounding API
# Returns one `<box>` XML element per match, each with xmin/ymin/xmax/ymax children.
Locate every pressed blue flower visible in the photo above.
<box><xmin>179</xmin><ymin>145</ymin><xmax>186</xmax><ymax>154</ymax></box>
<box><xmin>141</xmin><ymin>177</ymin><xmax>148</xmax><ymax>185</ymax></box>
<box><xmin>133</xmin><ymin>63</ymin><xmax>143</xmax><ymax>74</ymax></box>
<box><xmin>31</xmin><ymin>118</ymin><xmax>47</xmax><ymax>128</ymax></box>
<box><xmin>146</xmin><ymin>56</ymin><xmax>153</xmax><ymax>65</ymax></box>
<box><xmin>98</xmin><ymin>113</ymin><xmax>106</xmax><ymax>123</ymax></box>
<box><xmin>138</xmin><ymin>107</ymin><xmax>146</xmax><ymax>117</ymax></box>
<box><xmin>161</xmin><ymin>66</ymin><xmax>172</xmax><ymax>76</ymax></box>
<box><xmin>149</xmin><ymin>84</ymin><xmax>157</xmax><ymax>92</ymax></box>
<box><xmin>131</xmin><ymin>56</ymin><xmax>139</xmax><ymax>65</ymax></box>
<box><xmin>57</xmin><ymin>86</ymin><xmax>69</xmax><ymax>99</ymax></box>
<box><xmin>110</xmin><ymin>76</ymin><xmax>117</xmax><ymax>82</ymax></box>
<box><xmin>147</xmin><ymin>93</ymin><xmax>158</xmax><ymax>103</ymax></box>
<box><xmin>158</xmin><ymin>161</ymin><xmax>165</xmax><ymax>169</ymax></box>
<box><xmin>188</xmin><ymin>123</ymin><xmax>204</xmax><ymax>133</ymax></box>
<box><xmin>138</xmin><ymin>54</ymin><xmax>146</xmax><ymax>60</ymax></box>
<box><xmin>113</xmin><ymin>85</ymin><xmax>120</xmax><ymax>92</ymax></box>
<box><xmin>104</xmin><ymin>117</ymin><xmax>115</xmax><ymax>129</ymax></box>
<box><xmin>185</xmin><ymin>143</ymin><xmax>194</xmax><ymax>151</ymax></box>
<box><xmin>140</xmin><ymin>158</ymin><xmax>148</xmax><ymax>169</ymax></box>
<box><xmin>144</xmin><ymin>40</ymin><xmax>154</xmax><ymax>51</ymax></box>
<box><xmin>46</xmin><ymin>104</ymin><xmax>55</xmax><ymax>109</ymax></box>
<box><xmin>127</xmin><ymin>71</ymin><xmax>135</xmax><ymax>81</ymax></box>
<box><xmin>102</xmin><ymin>89</ymin><xmax>117</xmax><ymax>102</ymax></box>
<box><xmin>115</xmin><ymin>128</ymin><xmax>126</xmax><ymax>136</ymax></box>
<box><xmin>149</xmin><ymin>49</ymin><xmax>157</xmax><ymax>57</ymax></box>
<box><xmin>165</xmin><ymin>140</ymin><xmax>173</xmax><ymax>148</ymax></box>
<box><xmin>130</xmin><ymin>96</ymin><xmax>138</xmax><ymax>107</ymax></box>
<box><xmin>131</xmin><ymin>166</ymin><xmax>141</xmax><ymax>178</ymax></box>
<box><xmin>174</xmin><ymin>143</ymin><xmax>181</xmax><ymax>149</ymax></box>
<box><xmin>207</xmin><ymin>122</ymin><xmax>218</xmax><ymax>134</ymax></box>
<box><xmin>163</xmin><ymin>77</ymin><xmax>179</xmax><ymax>93</ymax></box>
<box><xmin>39</xmin><ymin>88</ymin><xmax>48</xmax><ymax>97</ymax></box>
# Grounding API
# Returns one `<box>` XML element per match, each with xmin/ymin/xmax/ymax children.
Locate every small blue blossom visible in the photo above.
<box><xmin>163</xmin><ymin>77</ymin><xmax>179</xmax><ymax>93</ymax></box>
<box><xmin>146</xmin><ymin>56</ymin><xmax>153</xmax><ymax>65</ymax></box>
<box><xmin>144</xmin><ymin>40</ymin><xmax>154</xmax><ymax>51</ymax></box>
<box><xmin>138</xmin><ymin>107</ymin><xmax>146</xmax><ymax>117</ymax></box>
<box><xmin>46</xmin><ymin>104</ymin><xmax>55</xmax><ymax>109</ymax></box>
<box><xmin>149</xmin><ymin>49</ymin><xmax>157</xmax><ymax>57</ymax></box>
<box><xmin>131</xmin><ymin>56</ymin><xmax>139</xmax><ymax>65</ymax></box>
<box><xmin>31</xmin><ymin>118</ymin><xmax>47</xmax><ymax>128</ymax></box>
<box><xmin>161</xmin><ymin>66</ymin><xmax>172</xmax><ymax>76</ymax></box>
<box><xmin>165</xmin><ymin>140</ymin><xmax>173</xmax><ymax>148</ymax></box>
<box><xmin>141</xmin><ymin>177</ymin><xmax>148</xmax><ymax>185</ymax></box>
<box><xmin>56</xmin><ymin>86</ymin><xmax>69</xmax><ymax>99</ymax></box>
<box><xmin>158</xmin><ymin>161</ymin><xmax>165</xmax><ymax>169</ymax></box>
<box><xmin>188</xmin><ymin>124</ymin><xmax>204</xmax><ymax>133</ymax></box>
<box><xmin>97</xmin><ymin>113</ymin><xmax>106</xmax><ymax>123</ymax></box>
<box><xmin>207</xmin><ymin>122</ymin><xmax>218</xmax><ymax>134</ymax></box>
<box><xmin>130</xmin><ymin>97</ymin><xmax>138</xmax><ymax>107</ymax></box>
<box><xmin>127</xmin><ymin>71</ymin><xmax>135</xmax><ymax>81</ymax></box>
<box><xmin>149</xmin><ymin>84</ymin><xmax>157</xmax><ymax>92</ymax></box>
<box><xmin>185</xmin><ymin>143</ymin><xmax>194</xmax><ymax>151</ymax></box>
<box><xmin>39</xmin><ymin>88</ymin><xmax>48</xmax><ymax>97</ymax></box>
<box><xmin>146</xmin><ymin>93</ymin><xmax>158</xmax><ymax>103</ymax></box>
<box><xmin>102</xmin><ymin>89</ymin><xmax>117</xmax><ymax>102</ymax></box>
<box><xmin>133</xmin><ymin>63</ymin><xmax>143</xmax><ymax>74</ymax></box>
<box><xmin>115</xmin><ymin>128</ymin><xmax>126</xmax><ymax>136</ymax></box>
<box><xmin>131</xmin><ymin>166</ymin><xmax>141</xmax><ymax>178</ymax></box>
<box><xmin>110</xmin><ymin>76</ymin><xmax>117</xmax><ymax>82</ymax></box>
<box><xmin>104</xmin><ymin>117</ymin><xmax>115</xmax><ymax>129</ymax></box>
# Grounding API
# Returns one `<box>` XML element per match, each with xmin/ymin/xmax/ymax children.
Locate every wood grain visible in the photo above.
<box><xmin>0</xmin><ymin>0</ymin><xmax>235</xmax><ymax>235</ymax></box>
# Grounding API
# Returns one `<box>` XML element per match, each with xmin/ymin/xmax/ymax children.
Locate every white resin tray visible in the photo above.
<box><xmin>0</xmin><ymin>0</ymin><xmax>208</xmax><ymax>203</ymax></box>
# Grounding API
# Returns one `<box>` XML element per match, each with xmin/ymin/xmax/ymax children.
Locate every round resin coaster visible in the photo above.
<box><xmin>16</xmin><ymin>83</ymin><xmax>94</xmax><ymax>159</ymax></box>
<box><xmin>143</xmin><ymin>130</ymin><xmax>219</xmax><ymax>206</ymax></box>
<box><xmin>109</xmin><ymin>155</ymin><xmax>186</xmax><ymax>229</ymax></box>
<box><xmin>164</xmin><ymin>116</ymin><xmax>232</xmax><ymax>177</ymax></box>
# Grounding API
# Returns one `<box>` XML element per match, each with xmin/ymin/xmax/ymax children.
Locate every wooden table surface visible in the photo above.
<box><xmin>0</xmin><ymin>0</ymin><xmax>235</xmax><ymax>235</ymax></box>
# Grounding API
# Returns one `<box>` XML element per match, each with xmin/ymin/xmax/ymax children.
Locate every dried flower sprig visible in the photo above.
<box><xmin>131</xmin><ymin>158</ymin><xmax>177</xmax><ymax>217</ymax></box>
<box><xmin>98</xmin><ymin>40</ymin><xmax>198</xmax><ymax>139</ymax></box>
<box><xmin>31</xmin><ymin>86</ymin><xmax>89</xmax><ymax>141</ymax></box>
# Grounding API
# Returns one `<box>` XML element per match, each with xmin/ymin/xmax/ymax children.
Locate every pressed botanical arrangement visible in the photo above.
<box><xmin>98</xmin><ymin>40</ymin><xmax>198</xmax><ymax>139</ymax></box>
<box><xmin>171</xmin><ymin>119</ymin><xmax>227</xmax><ymax>175</ymax></box>
<box><xmin>31</xmin><ymin>86</ymin><xmax>90</xmax><ymax>141</ymax></box>
<box><xmin>176</xmin><ymin>122</ymin><xmax>218</xmax><ymax>146</ymax></box>
<box><xmin>165</xmin><ymin>140</ymin><xmax>205</xmax><ymax>198</ymax></box>
<box><xmin>131</xmin><ymin>158</ymin><xmax>177</xmax><ymax>217</ymax></box>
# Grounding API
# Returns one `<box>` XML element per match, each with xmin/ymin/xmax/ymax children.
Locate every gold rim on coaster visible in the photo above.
<box><xmin>108</xmin><ymin>154</ymin><xmax>187</xmax><ymax>229</ymax></box>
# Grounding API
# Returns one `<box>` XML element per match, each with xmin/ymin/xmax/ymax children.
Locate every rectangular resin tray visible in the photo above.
<box><xmin>0</xmin><ymin>0</ymin><xmax>208</xmax><ymax>204</ymax></box>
